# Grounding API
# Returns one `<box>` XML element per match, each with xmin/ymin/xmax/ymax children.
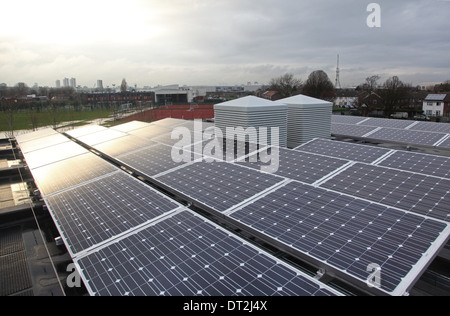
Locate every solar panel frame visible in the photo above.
<box><xmin>74</xmin><ymin>209</ymin><xmax>342</xmax><ymax>296</ymax></box>
<box><xmin>227</xmin><ymin>180</ymin><xmax>450</xmax><ymax>296</ymax></box>
<box><xmin>45</xmin><ymin>171</ymin><xmax>183</xmax><ymax>257</ymax></box>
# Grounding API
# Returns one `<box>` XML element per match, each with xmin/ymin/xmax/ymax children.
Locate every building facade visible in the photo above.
<box><xmin>423</xmin><ymin>94</ymin><xmax>450</xmax><ymax>117</ymax></box>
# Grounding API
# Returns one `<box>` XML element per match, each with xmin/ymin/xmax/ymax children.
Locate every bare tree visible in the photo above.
<box><xmin>379</xmin><ymin>76</ymin><xmax>411</xmax><ymax>117</ymax></box>
<box><xmin>361</xmin><ymin>75</ymin><xmax>381</xmax><ymax>91</ymax></box>
<box><xmin>302</xmin><ymin>70</ymin><xmax>335</xmax><ymax>100</ymax></box>
<box><xmin>269</xmin><ymin>73</ymin><xmax>303</xmax><ymax>98</ymax></box>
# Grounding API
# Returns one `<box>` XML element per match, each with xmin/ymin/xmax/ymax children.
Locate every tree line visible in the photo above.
<box><xmin>267</xmin><ymin>71</ymin><xmax>449</xmax><ymax>117</ymax></box>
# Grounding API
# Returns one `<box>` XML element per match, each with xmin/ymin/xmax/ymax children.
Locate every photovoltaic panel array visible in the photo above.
<box><xmin>75</xmin><ymin>209</ymin><xmax>341</xmax><ymax>296</ymax></box>
<box><xmin>331</xmin><ymin>115</ymin><xmax>450</xmax><ymax>150</ymax></box>
<box><xmin>21</xmin><ymin>120</ymin><xmax>448</xmax><ymax>296</ymax></box>
<box><xmin>228</xmin><ymin>181</ymin><xmax>450</xmax><ymax>296</ymax></box>
<box><xmin>295</xmin><ymin>138</ymin><xmax>450</xmax><ymax>180</ymax></box>
<box><xmin>85</xmin><ymin>121</ymin><xmax>449</xmax><ymax>295</ymax></box>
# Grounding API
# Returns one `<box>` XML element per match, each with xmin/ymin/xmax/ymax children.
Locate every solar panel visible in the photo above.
<box><xmin>425</xmin><ymin>94</ymin><xmax>446</xmax><ymax>101</ymax></box>
<box><xmin>377</xmin><ymin>151</ymin><xmax>450</xmax><ymax>179</ymax></box>
<box><xmin>331</xmin><ymin>116</ymin><xmax>368</xmax><ymax>125</ymax></box>
<box><xmin>31</xmin><ymin>153</ymin><xmax>118</xmax><ymax>196</ymax></box>
<box><xmin>151</xmin><ymin>131</ymin><xmax>204</xmax><ymax>147</ymax></box>
<box><xmin>77</xmin><ymin>129</ymin><xmax>128</xmax><ymax>146</ymax></box>
<box><xmin>155</xmin><ymin>161</ymin><xmax>285</xmax><ymax>213</ymax></box>
<box><xmin>237</xmin><ymin>147</ymin><xmax>349</xmax><ymax>185</ymax></box>
<box><xmin>93</xmin><ymin>135</ymin><xmax>156</xmax><ymax>157</ymax></box>
<box><xmin>360</xmin><ymin>118</ymin><xmax>415</xmax><ymax>129</ymax></box>
<box><xmin>111</xmin><ymin>121</ymin><xmax>151</xmax><ymax>133</ymax></box>
<box><xmin>15</xmin><ymin>128</ymin><xmax>58</xmax><ymax>143</ymax></box>
<box><xmin>331</xmin><ymin>123</ymin><xmax>378</xmax><ymax>138</ymax></box>
<box><xmin>151</xmin><ymin>118</ymin><xmax>186</xmax><ymax>128</ymax></box>
<box><xmin>228</xmin><ymin>181</ymin><xmax>450</xmax><ymax>296</ymax></box>
<box><xmin>21</xmin><ymin>141</ymin><xmax>89</xmax><ymax>170</ymax></box>
<box><xmin>75</xmin><ymin>210</ymin><xmax>341</xmax><ymax>296</ymax></box>
<box><xmin>116</xmin><ymin>144</ymin><xmax>200</xmax><ymax>178</ymax></box>
<box><xmin>19</xmin><ymin>133</ymin><xmax>71</xmax><ymax>154</ymax></box>
<box><xmin>409</xmin><ymin>122</ymin><xmax>450</xmax><ymax>134</ymax></box>
<box><xmin>65</xmin><ymin>125</ymin><xmax>107</xmax><ymax>138</ymax></box>
<box><xmin>366</xmin><ymin>128</ymin><xmax>447</xmax><ymax>146</ymax></box>
<box><xmin>45</xmin><ymin>171</ymin><xmax>182</xmax><ymax>256</ymax></box>
<box><xmin>295</xmin><ymin>139</ymin><xmax>391</xmax><ymax>164</ymax></box>
<box><xmin>128</xmin><ymin>125</ymin><xmax>172</xmax><ymax>139</ymax></box>
<box><xmin>320</xmin><ymin>163</ymin><xmax>450</xmax><ymax>222</ymax></box>
<box><xmin>176</xmin><ymin>120</ymin><xmax>215</xmax><ymax>132</ymax></box>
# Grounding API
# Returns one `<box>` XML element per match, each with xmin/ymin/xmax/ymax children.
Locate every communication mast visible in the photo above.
<box><xmin>335</xmin><ymin>54</ymin><xmax>342</xmax><ymax>89</ymax></box>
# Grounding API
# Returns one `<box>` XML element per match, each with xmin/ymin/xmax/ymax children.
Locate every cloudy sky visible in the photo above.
<box><xmin>1</xmin><ymin>0</ymin><xmax>449</xmax><ymax>88</ymax></box>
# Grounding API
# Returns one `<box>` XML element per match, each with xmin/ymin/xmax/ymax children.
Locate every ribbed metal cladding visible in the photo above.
<box><xmin>214</xmin><ymin>96</ymin><xmax>288</xmax><ymax>147</ymax></box>
<box><xmin>278</xmin><ymin>95</ymin><xmax>332</xmax><ymax>148</ymax></box>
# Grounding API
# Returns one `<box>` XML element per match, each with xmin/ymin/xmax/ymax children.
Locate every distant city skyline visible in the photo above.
<box><xmin>1</xmin><ymin>1</ymin><xmax>449</xmax><ymax>88</ymax></box>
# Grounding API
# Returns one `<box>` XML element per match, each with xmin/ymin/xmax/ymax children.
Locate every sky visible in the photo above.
<box><xmin>0</xmin><ymin>0</ymin><xmax>449</xmax><ymax>88</ymax></box>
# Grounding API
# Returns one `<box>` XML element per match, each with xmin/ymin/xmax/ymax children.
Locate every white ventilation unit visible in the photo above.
<box><xmin>214</xmin><ymin>96</ymin><xmax>287</xmax><ymax>147</ymax></box>
<box><xmin>278</xmin><ymin>94</ymin><xmax>332</xmax><ymax>148</ymax></box>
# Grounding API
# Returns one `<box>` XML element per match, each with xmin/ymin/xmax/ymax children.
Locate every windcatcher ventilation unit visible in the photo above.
<box><xmin>278</xmin><ymin>94</ymin><xmax>332</xmax><ymax>148</ymax></box>
<box><xmin>214</xmin><ymin>96</ymin><xmax>287</xmax><ymax>147</ymax></box>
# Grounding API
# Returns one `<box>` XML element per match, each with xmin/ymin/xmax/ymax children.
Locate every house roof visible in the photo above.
<box><xmin>425</xmin><ymin>94</ymin><xmax>450</xmax><ymax>102</ymax></box>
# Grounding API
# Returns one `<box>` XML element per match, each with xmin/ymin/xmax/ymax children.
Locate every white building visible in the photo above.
<box><xmin>423</xmin><ymin>94</ymin><xmax>450</xmax><ymax>117</ymax></box>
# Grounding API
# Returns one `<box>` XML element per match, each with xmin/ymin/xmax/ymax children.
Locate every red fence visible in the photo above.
<box><xmin>123</xmin><ymin>105</ymin><xmax>214</xmax><ymax>122</ymax></box>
